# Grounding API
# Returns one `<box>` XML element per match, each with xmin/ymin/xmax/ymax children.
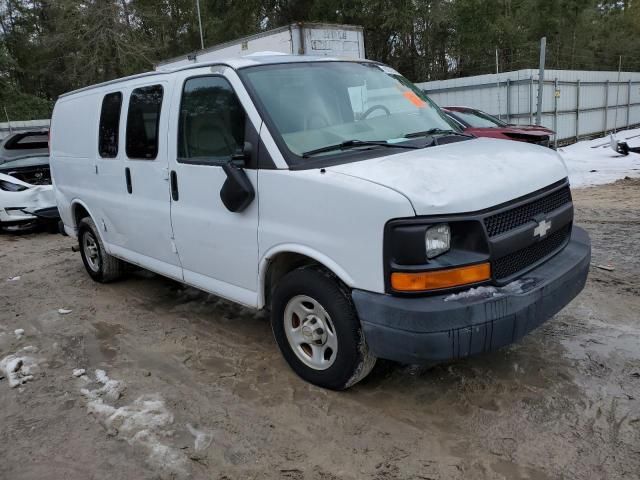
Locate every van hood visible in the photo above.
<box><xmin>327</xmin><ymin>138</ymin><xmax>568</xmax><ymax>216</ymax></box>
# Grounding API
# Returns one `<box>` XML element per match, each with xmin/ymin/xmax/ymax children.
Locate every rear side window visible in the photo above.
<box><xmin>3</xmin><ymin>132</ymin><xmax>49</xmax><ymax>150</ymax></box>
<box><xmin>178</xmin><ymin>76</ymin><xmax>245</xmax><ymax>164</ymax></box>
<box><xmin>98</xmin><ymin>92</ymin><xmax>122</xmax><ymax>158</ymax></box>
<box><xmin>126</xmin><ymin>85</ymin><xmax>163</xmax><ymax>160</ymax></box>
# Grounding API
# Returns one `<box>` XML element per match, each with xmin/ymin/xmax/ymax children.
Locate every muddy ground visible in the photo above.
<box><xmin>1</xmin><ymin>179</ymin><xmax>639</xmax><ymax>480</ymax></box>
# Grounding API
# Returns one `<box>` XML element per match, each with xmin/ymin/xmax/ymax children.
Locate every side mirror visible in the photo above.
<box><xmin>220</xmin><ymin>142</ymin><xmax>255</xmax><ymax>212</ymax></box>
<box><xmin>230</xmin><ymin>141</ymin><xmax>253</xmax><ymax>166</ymax></box>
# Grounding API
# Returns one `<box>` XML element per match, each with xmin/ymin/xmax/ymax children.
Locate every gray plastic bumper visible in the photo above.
<box><xmin>353</xmin><ymin>226</ymin><xmax>591</xmax><ymax>364</ymax></box>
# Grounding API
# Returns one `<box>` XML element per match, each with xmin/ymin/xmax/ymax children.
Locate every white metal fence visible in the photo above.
<box><xmin>417</xmin><ymin>69</ymin><xmax>640</xmax><ymax>145</ymax></box>
<box><xmin>4</xmin><ymin>69</ymin><xmax>640</xmax><ymax>146</ymax></box>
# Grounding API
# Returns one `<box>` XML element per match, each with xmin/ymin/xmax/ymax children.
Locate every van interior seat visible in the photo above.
<box><xmin>187</xmin><ymin>113</ymin><xmax>237</xmax><ymax>158</ymax></box>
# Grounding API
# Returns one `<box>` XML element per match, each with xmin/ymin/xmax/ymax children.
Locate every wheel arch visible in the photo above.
<box><xmin>70</xmin><ymin>199</ymin><xmax>95</xmax><ymax>229</ymax></box>
<box><xmin>69</xmin><ymin>200</ymin><xmax>106</xmax><ymax>245</ymax></box>
<box><xmin>258</xmin><ymin>245</ymin><xmax>356</xmax><ymax>309</ymax></box>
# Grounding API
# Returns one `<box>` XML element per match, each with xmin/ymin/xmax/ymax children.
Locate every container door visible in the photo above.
<box><xmin>167</xmin><ymin>70</ymin><xmax>260</xmax><ymax>307</ymax></box>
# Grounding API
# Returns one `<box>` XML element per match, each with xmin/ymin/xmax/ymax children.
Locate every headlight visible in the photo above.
<box><xmin>425</xmin><ymin>223</ymin><xmax>450</xmax><ymax>259</ymax></box>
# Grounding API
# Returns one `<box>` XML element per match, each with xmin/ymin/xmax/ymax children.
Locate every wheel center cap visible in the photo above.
<box><xmin>302</xmin><ymin>325</ymin><xmax>313</xmax><ymax>338</ymax></box>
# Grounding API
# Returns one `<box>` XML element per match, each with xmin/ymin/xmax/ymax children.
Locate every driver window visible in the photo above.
<box><xmin>178</xmin><ymin>76</ymin><xmax>245</xmax><ymax>165</ymax></box>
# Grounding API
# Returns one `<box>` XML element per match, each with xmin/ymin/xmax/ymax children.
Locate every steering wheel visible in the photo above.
<box><xmin>305</xmin><ymin>111</ymin><xmax>330</xmax><ymax>130</ymax></box>
<box><xmin>360</xmin><ymin>104</ymin><xmax>391</xmax><ymax>119</ymax></box>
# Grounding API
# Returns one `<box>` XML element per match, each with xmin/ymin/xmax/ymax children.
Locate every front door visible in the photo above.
<box><xmin>168</xmin><ymin>71</ymin><xmax>260</xmax><ymax>307</ymax></box>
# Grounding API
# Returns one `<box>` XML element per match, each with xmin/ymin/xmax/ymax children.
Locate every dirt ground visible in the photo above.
<box><xmin>1</xmin><ymin>179</ymin><xmax>639</xmax><ymax>480</ymax></box>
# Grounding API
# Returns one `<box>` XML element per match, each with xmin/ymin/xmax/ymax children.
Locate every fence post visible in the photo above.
<box><xmin>506</xmin><ymin>79</ymin><xmax>511</xmax><ymax>123</ymax></box>
<box><xmin>553</xmin><ymin>78</ymin><xmax>559</xmax><ymax>149</ymax></box>
<box><xmin>614</xmin><ymin>55</ymin><xmax>622</xmax><ymax>133</ymax></box>
<box><xmin>604</xmin><ymin>80</ymin><xmax>609</xmax><ymax>133</ymax></box>
<box><xmin>627</xmin><ymin>79</ymin><xmax>632</xmax><ymax>128</ymax></box>
<box><xmin>575</xmin><ymin>80</ymin><xmax>581</xmax><ymax>141</ymax></box>
<box><xmin>529</xmin><ymin>76</ymin><xmax>534</xmax><ymax>124</ymax></box>
<box><xmin>536</xmin><ymin>37</ymin><xmax>546</xmax><ymax>126</ymax></box>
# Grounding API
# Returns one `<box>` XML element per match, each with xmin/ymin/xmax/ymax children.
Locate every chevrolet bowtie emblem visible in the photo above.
<box><xmin>533</xmin><ymin>219</ymin><xmax>551</xmax><ymax>238</ymax></box>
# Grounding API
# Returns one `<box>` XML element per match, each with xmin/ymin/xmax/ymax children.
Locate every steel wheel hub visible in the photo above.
<box><xmin>284</xmin><ymin>295</ymin><xmax>338</xmax><ymax>370</ymax></box>
<box><xmin>83</xmin><ymin>233</ymin><xmax>100</xmax><ymax>272</ymax></box>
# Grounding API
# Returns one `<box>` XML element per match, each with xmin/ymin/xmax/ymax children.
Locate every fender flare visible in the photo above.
<box><xmin>69</xmin><ymin>199</ymin><xmax>108</xmax><ymax>247</ymax></box>
<box><xmin>257</xmin><ymin>243</ymin><xmax>356</xmax><ymax>309</ymax></box>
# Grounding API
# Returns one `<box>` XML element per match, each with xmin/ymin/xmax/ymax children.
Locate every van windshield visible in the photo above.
<box><xmin>240</xmin><ymin>61</ymin><xmax>458</xmax><ymax>165</ymax></box>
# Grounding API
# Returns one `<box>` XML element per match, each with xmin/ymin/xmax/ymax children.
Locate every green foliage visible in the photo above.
<box><xmin>1</xmin><ymin>0</ymin><xmax>639</xmax><ymax>121</ymax></box>
<box><xmin>0</xmin><ymin>87</ymin><xmax>54</xmax><ymax>121</ymax></box>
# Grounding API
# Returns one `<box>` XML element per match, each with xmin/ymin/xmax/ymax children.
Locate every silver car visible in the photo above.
<box><xmin>0</xmin><ymin>130</ymin><xmax>49</xmax><ymax>164</ymax></box>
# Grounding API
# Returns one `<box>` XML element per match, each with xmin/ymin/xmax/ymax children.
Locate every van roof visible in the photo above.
<box><xmin>58</xmin><ymin>54</ymin><xmax>376</xmax><ymax>99</ymax></box>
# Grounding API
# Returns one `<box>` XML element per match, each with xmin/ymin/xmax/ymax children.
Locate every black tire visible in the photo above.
<box><xmin>78</xmin><ymin>217</ymin><xmax>124</xmax><ymax>283</ymax></box>
<box><xmin>271</xmin><ymin>266</ymin><xmax>376</xmax><ymax>390</ymax></box>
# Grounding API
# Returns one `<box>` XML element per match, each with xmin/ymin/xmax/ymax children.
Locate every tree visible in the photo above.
<box><xmin>1</xmin><ymin>0</ymin><xmax>639</xmax><ymax>120</ymax></box>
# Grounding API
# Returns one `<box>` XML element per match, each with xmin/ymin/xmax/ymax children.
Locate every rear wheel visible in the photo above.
<box><xmin>78</xmin><ymin>217</ymin><xmax>124</xmax><ymax>283</ymax></box>
<box><xmin>271</xmin><ymin>266</ymin><xmax>376</xmax><ymax>390</ymax></box>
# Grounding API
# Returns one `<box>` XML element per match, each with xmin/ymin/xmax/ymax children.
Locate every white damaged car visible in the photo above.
<box><xmin>0</xmin><ymin>172</ymin><xmax>58</xmax><ymax>231</ymax></box>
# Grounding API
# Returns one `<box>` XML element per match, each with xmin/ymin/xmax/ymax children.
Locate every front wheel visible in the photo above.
<box><xmin>271</xmin><ymin>266</ymin><xmax>376</xmax><ymax>390</ymax></box>
<box><xmin>78</xmin><ymin>217</ymin><xmax>124</xmax><ymax>283</ymax></box>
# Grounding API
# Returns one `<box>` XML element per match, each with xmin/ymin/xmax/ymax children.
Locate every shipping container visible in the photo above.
<box><xmin>155</xmin><ymin>23</ymin><xmax>365</xmax><ymax>71</ymax></box>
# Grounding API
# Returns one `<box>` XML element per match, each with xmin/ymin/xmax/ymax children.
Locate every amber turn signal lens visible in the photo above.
<box><xmin>390</xmin><ymin>263</ymin><xmax>491</xmax><ymax>292</ymax></box>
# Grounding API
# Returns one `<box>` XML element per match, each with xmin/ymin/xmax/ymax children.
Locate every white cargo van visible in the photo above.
<box><xmin>50</xmin><ymin>55</ymin><xmax>591</xmax><ymax>389</ymax></box>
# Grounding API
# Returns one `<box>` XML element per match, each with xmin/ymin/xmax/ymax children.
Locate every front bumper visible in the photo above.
<box><xmin>0</xmin><ymin>206</ymin><xmax>60</xmax><ymax>228</ymax></box>
<box><xmin>0</xmin><ymin>208</ymin><xmax>37</xmax><ymax>225</ymax></box>
<box><xmin>353</xmin><ymin>226</ymin><xmax>591</xmax><ymax>364</ymax></box>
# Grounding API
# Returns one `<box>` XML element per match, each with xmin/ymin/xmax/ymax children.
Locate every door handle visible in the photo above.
<box><xmin>170</xmin><ymin>170</ymin><xmax>179</xmax><ymax>201</ymax></box>
<box><xmin>125</xmin><ymin>167</ymin><xmax>132</xmax><ymax>194</ymax></box>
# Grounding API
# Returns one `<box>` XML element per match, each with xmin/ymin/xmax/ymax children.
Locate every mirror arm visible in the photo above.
<box><xmin>220</xmin><ymin>141</ymin><xmax>255</xmax><ymax>213</ymax></box>
<box><xmin>230</xmin><ymin>141</ymin><xmax>253</xmax><ymax>166</ymax></box>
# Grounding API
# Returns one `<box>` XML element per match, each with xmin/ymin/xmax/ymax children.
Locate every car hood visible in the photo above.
<box><xmin>327</xmin><ymin>138</ymin><xmax>568</xmax><ymax>216</ymax></box>
<box><xmin>0</xmin><ymin>148</ymin><xmax>49</xmax><ymax>164</ymax></box>
<box><xmin>470</xmin><ymin>127</ymin><xmax>551</xmax><ymax>137</ymax></box>
<box><xmin>0</xmin><ymin>155</ymin><xmax>49</xmax><ymax>170</ymax></box>
<box><xmin>505</xmin><ymin>125</ymin><xmax>553</xmax><ymax>135</ymax></box>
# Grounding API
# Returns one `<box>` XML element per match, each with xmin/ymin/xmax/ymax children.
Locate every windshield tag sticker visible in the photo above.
<box><xmin>403</xmin><ymin>91</ymin><xmax>427</xmax><ymax>108</ymax></box>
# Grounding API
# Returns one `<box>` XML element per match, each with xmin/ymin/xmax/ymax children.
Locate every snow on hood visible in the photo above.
<box><xmin>328</xmin><ymin>138</ymin><xmax>568</xmax><ymax>216</ymax></box>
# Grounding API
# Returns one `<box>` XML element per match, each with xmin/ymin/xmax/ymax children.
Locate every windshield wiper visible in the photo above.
<box><xmin>404</xmin><ymin>128</ymin><xmax>473</xmax><ymax>139</ymax></box>
<box><xmin>301</xmin><ymin>139</ymin><xmax>419</xmax><ymax>158</ymax></box>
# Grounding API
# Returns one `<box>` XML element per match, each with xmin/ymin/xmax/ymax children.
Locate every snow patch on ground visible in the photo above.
<box><xmin>80</xmin><ymin>368</ymin><xmax>124</xmax><ymax>401</ymax></box>
<box><xmin>14</xmin><ymin>329</ymin><xmax>24</xmax><ymax>339</ymax></box>
<box><xmin>57</xmin><ymin>308</ymin><xmax>73</xmax><ymax>315</ymax></box>
<box><xmin>79</xmin><ymin>370</ymin><xmax>188</xmax><ymax>478</ymax></box>
<box><xmin>559</xmin><ymin>127</ymin><xmax>640</xmax><ymax>188</ymax></box>
<box><xmin>444</xmin><ymin>279</ymin><xmax>532</xmax><ymax>302</ymax></box>
<box><xmin>7</xmin><ymin>276</ymin><xmax>21</xmax><ymax>282</ymax></box>
<box><xmin>132</xmin><ymin>429</ymin><xmax>188</xmax><ymax>475</ymax></box>
<box><xmin>72</xmin><ymin>368</ymin><xmax>86</xmax><ymax>377</ymax></box>
<box><xmin>0</xmin><ymin>347</ymin><xmax>39</xmax><ymax>388</ymax></box>
<box><xmin>187</xmin><ymin>423</ymin><xmax>214</xmax><ymax>452</ymax></box>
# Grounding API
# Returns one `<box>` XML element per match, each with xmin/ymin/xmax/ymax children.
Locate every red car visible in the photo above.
<box><xmin>443</xmin><ymin>106</ymin><xmax>554</xmax><ymax>148</ymax></box>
